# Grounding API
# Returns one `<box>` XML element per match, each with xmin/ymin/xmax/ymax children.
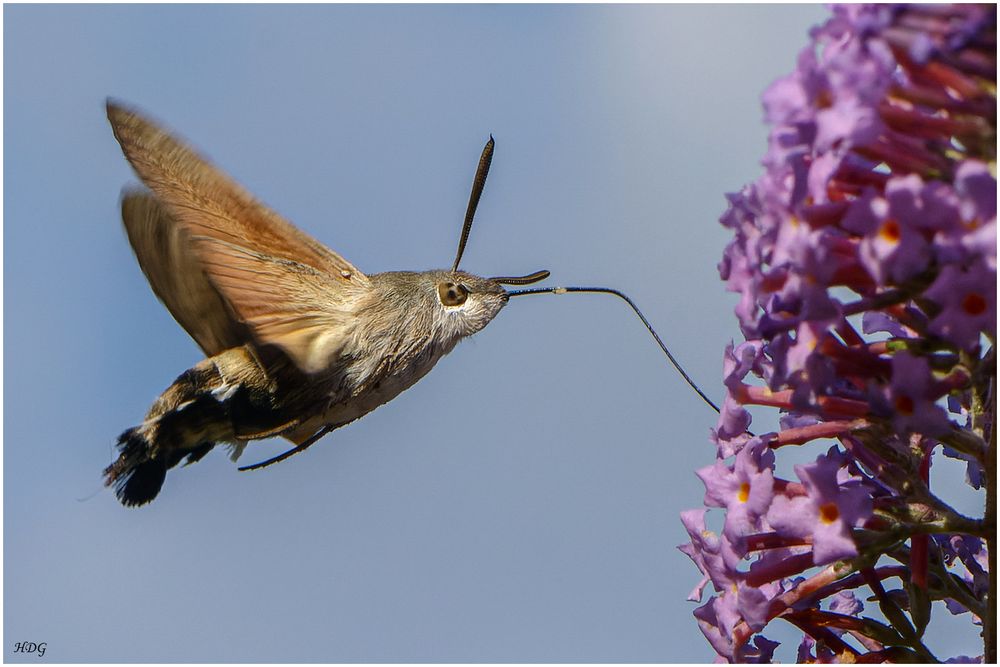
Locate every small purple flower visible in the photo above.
<box><xmin>878</xmin><ymin>351</ymin><xmax>949</xmax><ymax>435</ymax></box>
<box><xmin>924</xmin><ymin>260</ymin><xmax>996</xmax><ymax>351</ymax></box>
<box><xmin>740</xmin><ymin>635</ymin><xmax>781</xmax><ymax>663</ymax></box>
<box><xmin>723</xmin><ymin>341</ymin><xmax>767</xmax><ymax>394</ymax></box>
<box><xmin>711</xmin><ymin>393</ymin><xmax>753</xmax><ymax>459</ymax></box>
<box><xmin>679</xmin><ymin>509</ymin><xmax>742</xmax><ymax>599</ymax></box>
<box><xmin>845</xmin><ymin>182</ymin><xmax>935</xmax><ymax>286</ymax></box>
<box><xmin>775</xmin><ymin>319</ymin><xmax>836</xmax><ymax>395</ymax></box>
<box><xmin>761</xmin><ymin>48</ymin><xmax>821</xmax><ymax>126</ymax></box>
<box><xmin>935</xmin><ymin>163</ymin><xmax>997</xmax><ymax>267</ymax></box>
<box><xmin>829</xmin><ymin>590</ymin><xmax>863</xmax><ymax>616</ymax></box>
<box><xmin>887</xmin><ymin>174</ymin><xmax>962</xmax><ymax>234</ymax></box>
<box><xmin>806</xmin><ymin>151</ymin><xmax>843</xmax><ymax>206</ymax></box>
<box><xmin>712</xmin><ymin>342</ymin><xmax>766</xmax><ymax>456</ymax></box>
<box><xmin>696</xmin><ymin>440</ymin><xmax>776</xmax><ymax>541</ymax></box>
<box><xmin>861</xmin><ymin>309</ymin><xmax>914</xmax><ymax>338</ymax></box>
<box><xmin>769</xmin><ymin>272</ymin><xmax>842</xmax><ymax>333</ymax></box>
<box><xmin>736</xmin><ymin>579</ymin><xmax>784</xmax><ymax>632</ymax></box>
<box><xmin>678</xmin><ymin>510</ymin><xmax>714</xmax><ymax>602</ymax></box>
<box><xmin>816</xmin><ymin>98</ymin><xmax>883</xmax><ymax>153</ymax></box>
<box><xmin>944</xmin><ymin>596</ymin><xmax>971</xmax><ymax>617</ymax></box>
<box><xmin>955</xmin><ymin>161</ymin><xmax>996</xmax><ymax>227</ymax></box>
<box><xmin>941</xmin><ymin>445</ymin><xmax>984</xmax><ymax>490</ymax></box>
<box><xmin>693</xmin><ymin>593</ymin><xmax>740</xmax><ymax>660</ymax></box>
<box><xmin>767</xmin><ymin>448</ymin><xmax>873</xmax><ymax>565</ymax></box>
<box><xmin>948</xmin><ymin>160</ymin><xmax>998</xmax><ymax>267</ymax></box>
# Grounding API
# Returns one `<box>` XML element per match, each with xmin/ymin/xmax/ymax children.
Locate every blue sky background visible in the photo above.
<box><xmin>4</xmin><ymin>4</ymin><xmax>983</xmax><ymax>662</ymax></box>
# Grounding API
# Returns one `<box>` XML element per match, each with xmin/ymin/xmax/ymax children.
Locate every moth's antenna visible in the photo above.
<box><xmin>452</xmin><ymin>135</ymin><xmax>495</xmax><ymax>272</ymax></box>
<box><xmin>238</xmin><ymin>424</ymin><xmax>335</xmax><ymax>472</ymax></box>
<box><xmin>507</xmin><ymin>286</ymin><xmax>722</xmax><ymax>414</ymax></box>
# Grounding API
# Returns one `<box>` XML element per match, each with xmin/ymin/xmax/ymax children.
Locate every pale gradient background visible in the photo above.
<box><xmin>4</xmin><ymin>4</ymin><xmax>982</xmax><ymax>662</ymax></box>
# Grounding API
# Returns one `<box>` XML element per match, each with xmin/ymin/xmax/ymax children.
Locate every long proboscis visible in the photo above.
<box><xmin>506</xmin><ymin>286</ymin><xmax>722</xmax><ymax>414</ymax></box>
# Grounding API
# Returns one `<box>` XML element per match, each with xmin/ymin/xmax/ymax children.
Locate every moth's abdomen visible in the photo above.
<box><xmin>103</xmin><ymin>347</ymin><xmax>296</xmax><ymax>507</ymax></box>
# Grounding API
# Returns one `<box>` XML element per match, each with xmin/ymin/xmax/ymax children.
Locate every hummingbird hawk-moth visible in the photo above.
<box><xmin>104</xmin><ymin>101</ymin><xmax>716</xmax><ymax>507</ymax></box>
<box><xmin>104</xmin><ymin>100</ymin><xmax>553</xmax><ymax>506</ymax></box>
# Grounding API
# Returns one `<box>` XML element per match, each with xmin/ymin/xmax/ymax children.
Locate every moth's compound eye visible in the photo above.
<box><xmin>438</xmin><ymin>281</ymin><xmax>469</xmax><ymax>307</ymax></box>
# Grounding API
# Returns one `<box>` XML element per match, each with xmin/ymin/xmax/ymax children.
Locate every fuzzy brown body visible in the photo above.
<box><xmin>102</xmin><ymin>100</ymin><xmax>523</xmax><ymax>506</ymax></box>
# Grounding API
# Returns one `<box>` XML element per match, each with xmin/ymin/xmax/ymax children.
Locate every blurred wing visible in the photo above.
<box><xmin>194</xmin><ymin>236</ymin><xmax>364</xmax><ymax>373</ymax></box>
<box><xmin>122</xmin><ymin>190</ymin><xmax>246</xmax><ymax>356</ymax></box>
<box><xmin>108</xmin><ymin>100</ymin><xmax>371</xmax><ymax>373</ymax></box>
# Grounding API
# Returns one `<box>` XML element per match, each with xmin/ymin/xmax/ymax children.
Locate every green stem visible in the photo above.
<box><xmin>870</xmin><ymin>499</ymin><xmax>986</xmax><ymax>539</ymax></box>
<box><xmin>937</xmin><ymin>427</ymin><xmax>988</xmax><ymax>462</ymax></box>
<box><xmin>887</xmin><ymin>541</ymin><xmax>988</xmax><ymax>621</ymax></box>
<box><xmin>938</xmin><ymin>563</ymin><xmax>988</xmax><ymax>621</ymax></box>
<box><xmin>861</xmin><ymin>567</ymin><xmax>938</xmax><ymax>662</ymax></box>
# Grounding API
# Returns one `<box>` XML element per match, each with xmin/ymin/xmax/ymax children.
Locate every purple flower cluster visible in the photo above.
<box><xmin>683</xmin><ymin>5</ymin><xmax>995</xmax><ymax>662</ymax></box>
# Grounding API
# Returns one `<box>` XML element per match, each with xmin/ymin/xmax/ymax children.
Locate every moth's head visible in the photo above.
<box><xmin>426</xmin><ymin>270</ymin><xmax>508</xmax><ymax>338</ymax></box>
<box><xmin>433</xmin><ymin>135</ymin><xmax>550</xmax><ymax>339</ymax></box>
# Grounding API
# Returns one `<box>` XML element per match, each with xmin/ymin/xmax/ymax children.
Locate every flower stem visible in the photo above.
<box><xmin>768</xmin><ymin>420</ymin><xmax>860</xmax><ymax>448</ymax></box>
<box><xmin>861</xmin><ymin>567</ymin><xmax>937</xmax><ymax>662</ymax></box>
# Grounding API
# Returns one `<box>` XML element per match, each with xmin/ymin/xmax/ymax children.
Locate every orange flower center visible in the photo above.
<box><xmin>819</xmin><ymin>502</ymin><xmax>840</xmax><ymax>524</ymax></box>
<box><xmin>879</xmin><ymin>219</ymin><xmax>901</xmax><ymax>243</ymax></box>
<box><xmin>895</xmin><ymin>395</ymin><xmax>915</xmax><ymax>415</ymax></box>
<box><xmin>737</xmin><ymin>482</ymin><xmax>751</xmax><ymax>503</ymax></box>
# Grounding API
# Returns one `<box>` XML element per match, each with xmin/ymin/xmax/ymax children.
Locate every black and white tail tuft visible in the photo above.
<box><xmin>103</xmin><ymin>428</ymin><xmax>167</xmax><ymax>507</ymax></box>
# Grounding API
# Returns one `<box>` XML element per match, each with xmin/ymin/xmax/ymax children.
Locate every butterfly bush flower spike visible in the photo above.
<box><xmin>681</xmin><ymin>4</ymin><xmax>995</xmax><ymax>662</ymax></box>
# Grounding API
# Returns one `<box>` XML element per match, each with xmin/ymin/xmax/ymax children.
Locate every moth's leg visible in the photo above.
<box><xmin>237</xmin><ymin>424</ymin><xmax>336</xmax><ymax>472</ymax></box>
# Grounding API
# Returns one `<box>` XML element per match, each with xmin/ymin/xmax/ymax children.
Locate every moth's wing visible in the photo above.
<box><xmin>194</xmin><ymin>237</ymin><xmax>368</xmax><ymax>373</ymax></box>
<box><xmin>107</xmin><ymin>100</ymin><xmax>371</xmax><ymax>373</ymax></box>
<box><xmin>121</xmin><ymin>189</ymin><xmax>246</xmax><ymax>356</ymax></box>
<box><xmin>106</xmin><ymin>100</ymin><xmax>366</xmax><ymax>279</ymax></box>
